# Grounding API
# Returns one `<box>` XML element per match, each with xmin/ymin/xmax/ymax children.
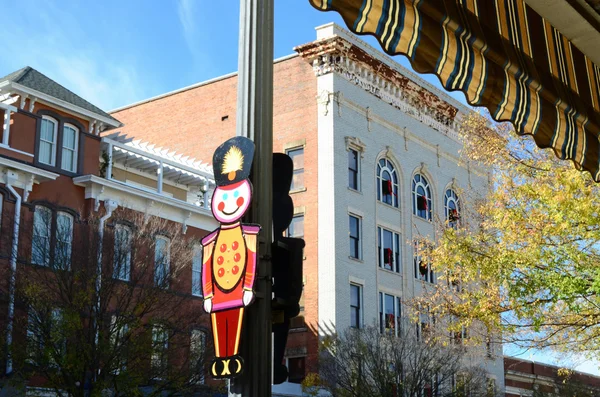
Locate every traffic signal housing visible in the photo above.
<box><xmin>271</xmin><ymin>153</ymin><xmax>305</xmax><ymax>385</ymax></box>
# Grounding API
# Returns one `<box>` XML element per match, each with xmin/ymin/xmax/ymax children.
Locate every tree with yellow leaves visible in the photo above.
<box><xmin>417</xmin><ymin>111</ymin><xmax>600</xmax><ymax>359</ymax></box>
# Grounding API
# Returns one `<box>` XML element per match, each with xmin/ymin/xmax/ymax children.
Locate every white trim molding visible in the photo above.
<box><xmin>9</xmin><ymin>83</ymin><xmax>121</xmax><ymax>129</ymax></box>
<box><xmin>73</xmin><ymin>175</ymin><xmax>218</xmax><ymax>232</ymax></box>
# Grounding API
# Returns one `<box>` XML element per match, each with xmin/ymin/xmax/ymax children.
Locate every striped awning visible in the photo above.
<box><xmin>309</xmin><ymin>0</ymin><xmax>600</xmax><ymax>180</ymax></box>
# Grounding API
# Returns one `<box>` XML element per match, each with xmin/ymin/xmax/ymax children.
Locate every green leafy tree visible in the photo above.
<box><xmin>418</xmin><ymin>111</ymin><xmax>600</xmax><ymax>358</ymax></box>
<box><xmin>5</xmin><ymin>211</ymin><xmax>215</xmax><ymax>396</ymax></box>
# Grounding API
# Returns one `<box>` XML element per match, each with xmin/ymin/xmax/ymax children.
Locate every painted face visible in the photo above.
<box><xmin>211</xmin><ymin>180</ymin><xmax>252</xmax><ymax>224</ymax></box>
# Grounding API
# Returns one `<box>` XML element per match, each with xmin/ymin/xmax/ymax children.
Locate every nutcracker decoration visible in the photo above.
<box><xmin>201</xmin><ymin>136</ymin><xmax>260</xmax><ymax>379</ymax></box>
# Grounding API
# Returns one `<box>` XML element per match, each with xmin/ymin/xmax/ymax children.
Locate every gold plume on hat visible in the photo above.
<box><xmin>222</xmin><ymin>146</ymin><xmax>244</xmax><ymax>181</ymax></box>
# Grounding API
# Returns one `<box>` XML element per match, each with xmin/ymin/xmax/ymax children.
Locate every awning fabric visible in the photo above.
<box><xmin>309</xmin><ymin>0</ymin><xmax>600</xmax><ymax>180</ymax></box>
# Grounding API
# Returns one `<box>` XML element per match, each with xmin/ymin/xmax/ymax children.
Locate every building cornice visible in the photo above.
<box><xmin>5</xmin><ymin>83</ymin><xmax>122</xmax><ymax>130</ymax></box>
<box><xmin>295</xmin><ymin>35</ymin><xmax>467</xmax><ymax>138</ymax></box>
<box><xmin>0</xmin><ymin>156</ymin><xmax>59</xmax><ymax>182</ymax></box>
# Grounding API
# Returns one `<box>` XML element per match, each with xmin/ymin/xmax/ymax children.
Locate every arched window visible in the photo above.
<box><xmin>55</xmin><ymin>211</ymin><xmax>73</xmax><ymax>270</ymax></box>
<box><xmin>377</xmin><ymin>158</ymin><xmax>399</xmax><ymax>208</ymax></box>
<box><xmin>39</xmin><ymin>116</ymin><xmax>58</xmax><ymax>166</ymax></box>
<box><xmin>32</xmin><ymin>206</ymin><xmax>52</xmax><ymax>266</ymax></box>
<box><xmin>154</xmin><ymin>236</ymin><xmax>170</xmax><ymax>288</ymax></box>
<box><xmin>191</xmin><ymin>244</ymin><xmax>202</xmax><ymax>296</ymax></box>
<box><xmin>61</xmin><ymin>123</ymin><xmax>79</xmax><ymax>172</ymax></box>
<box><xmin>190</xmin><ymin>328</ymin><xmax>207</xmax><ymax>383</ymax></box>
<box><xmin>114</xmin><ymin>224</ymin><xmax>132</xmax><ymax>281</ymax></box>
<box><xmin>412</xmin><ymin>174</ymin><xmax>432</xmax><ymax>220</ymax></box>
<box><xmin>444</xmin><ymin>189</ymin><xmax>460</xmax><ymax>228</ymax></box>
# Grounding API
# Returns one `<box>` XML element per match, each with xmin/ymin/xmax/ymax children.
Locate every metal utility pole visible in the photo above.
<box><xmin>230</xmin><ymin>0</ymin><xmax>273</xmax><ymax>396</ymax></box>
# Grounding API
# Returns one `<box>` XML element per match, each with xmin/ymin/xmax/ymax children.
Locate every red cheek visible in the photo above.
<box><xmin>236</xmin><ymin>197</ymin><xmax>244</xmax><ymax>207</ymax></box>
<box><xmin>218</xmin><ymin>201</ymin><xmax>225</xmax><ymax>212</ymax></box>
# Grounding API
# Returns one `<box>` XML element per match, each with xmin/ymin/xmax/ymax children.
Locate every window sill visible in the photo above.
<box><xmin>0</xmin><ymin>144</ymin><xmax>34</xmax><ymax>158</ymax></box>
<box><xmin>412</xmin><ymin>214</ymin><xmax>432</xmax><ymax>224</ymax></box>
<box><xmin>33</xmin><ymin>160</ymin><xmax>79</xmax><ymax>178</ymax></box>
<box><xmin>378</xmin><ymin>267</ymin><xmax>402</xmax><ymax>276</ymax></box>
<box><xmin>415</xmin><ymin>278</ymin><xmax>436</xmax><ymax>285</ymax></box>
<box><xmin>348</xmin><ymin>187</ymin><xmax>362</xmax><ymax>194</ymax></box>
<box><xmin>348</xmin><ymin>256</ymin><xmax>363</xmax><ymax>263</ymax></box>
<box><xmin>113</xmin><ymin>277</ymin><xmax>131</xmax><ymax>284</ymax></box>
<box><xmin>377</xmin><ymin>200</ymin><xmax>400</xmax><ymax>211</ymax></box>
<box><xmin>290</xmin><ymin>187</ymin><xmax>307</xmax><ymax>194</ymax></box>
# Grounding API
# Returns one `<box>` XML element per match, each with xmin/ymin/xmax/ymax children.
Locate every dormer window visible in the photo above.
<box><xmin>39</xmin><ymin>116</ymin><xmax>58</xmax><ymax>166</ymax></box>
<box><xmin>61</xmin><ymin>124</ymin><xmax>79</xmax><ymax>172</ymax></box>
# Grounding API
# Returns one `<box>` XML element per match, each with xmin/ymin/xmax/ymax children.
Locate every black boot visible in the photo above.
<box><xmin>231</xmin><ymin>355</ymin><xmax>244</xmax><ymax>377</ymax></box>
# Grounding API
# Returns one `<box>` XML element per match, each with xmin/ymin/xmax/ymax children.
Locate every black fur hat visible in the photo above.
<box><xmin>212</xmin><ymin>136</ymin><xmax>255</xmax><ymax>187</ymax></box>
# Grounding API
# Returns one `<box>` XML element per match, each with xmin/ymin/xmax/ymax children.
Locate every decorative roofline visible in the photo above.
<box><xmin>295</xmin><ymin>35</ymin><xmax>465</xmax><ymax>139</ymax></box>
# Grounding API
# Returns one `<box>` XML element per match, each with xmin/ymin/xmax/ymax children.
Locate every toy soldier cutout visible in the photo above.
<box><xmin>201</xmin><ymin>136</ymin><xmax>260</xmax><ymax>379</ymax></box>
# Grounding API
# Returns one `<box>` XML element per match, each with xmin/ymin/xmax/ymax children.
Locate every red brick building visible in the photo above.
<box><xmin>0</xmin><ymin>67</ymin><xmax>219</xmax><ymax>394</ymax></box>
<box><xmin>505</xmin><ymin>357</ymin><xmax>600</xmax><ymax>396</ymax></box>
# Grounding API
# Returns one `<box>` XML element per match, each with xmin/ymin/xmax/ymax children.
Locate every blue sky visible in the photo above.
<box><xmin>2</xmin><ymin>0</ymin><xmax>598</xmax><ymax>376</ymax></box>
<box><xmin>0</xmin><ymin>0</ymin><xmax>464</xmax><ymax>111</ymax></box>
<box><xmin>0</xmin><ymin>1</ymin><xmax>343</xmax><ymax>110</ymax></box>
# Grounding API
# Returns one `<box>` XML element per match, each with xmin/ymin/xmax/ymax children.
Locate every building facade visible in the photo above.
<box><xmin>111</xmin><ymin>23</ymin><xmax>505</xmax><ymax>395</ymax></box>
<box><xmin>0</xmin><ymin>67</ymin><xmax>219</xmax><ymax>394</ymax></box>
<box><xmin>505</xmin><ymin>357</ymin><xmax>600</xmax><ymax>396</ymax></box>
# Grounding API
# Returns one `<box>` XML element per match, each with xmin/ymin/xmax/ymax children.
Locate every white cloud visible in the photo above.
<box><xmin>177</xmin><ymin>0</ymin><xmax>200</xmax><ymax>59</ymax></box>
<box><xmin>0</xmin><ymin>2</ymin><xmax>149</xmax><ymax>111</ymax></box>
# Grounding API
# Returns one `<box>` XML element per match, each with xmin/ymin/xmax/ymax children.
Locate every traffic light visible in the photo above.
<box><xmin>271</xmin><ymin>153</ymin><xmax>305</xmax><ymax>385</ymax></box>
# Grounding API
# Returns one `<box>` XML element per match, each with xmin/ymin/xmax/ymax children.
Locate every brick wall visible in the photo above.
<box><xmin>112</xmin><ymin>55</ymin><xmax>321</xmax><ymax>373</ymax></box>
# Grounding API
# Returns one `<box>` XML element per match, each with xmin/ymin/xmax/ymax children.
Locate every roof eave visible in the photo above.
<box><xmin>0</xmin><ymin>81</ymin><xmax>122</xmax><ymax>129</ymax></box>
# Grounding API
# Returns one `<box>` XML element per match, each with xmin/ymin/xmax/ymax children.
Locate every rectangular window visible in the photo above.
<box><xmin>110</xmin><ymin>315</ymin><xmax>129</xmax><ymax>373</ymax></box>
<box><xmin>154</xmin><ymin>236</ymin><xmax>170</xmax><ymax>288</ymax></box>
<box><xmin>55</xmin><ymin>212</ymin><xmax>73</xmax><ymax>270</ymax></box>
<box><xmin>486</xmin><ymin>378</ymin><xmax>496</xmax><ymax>396</ymax></box>
<box><xmin>286</xmin><ymin>147</ymin><xmax>304</xmax><ymax>190</ymax></box>
<box><xmin>348</xmin><ymin>149</ymin><xmax>359</xmax><ymax>190</ymax></box>
<box><xmin>379</xmin><ymin>292</ymin><xmax>401</xmax><ymax>336</ymax></box>
<box><xmin>192</xmin><ymin>245</ymin><xmax>202</xmax><ymax>297</ymax></box>
<box><xmin>39</xmin><ymin>118</ymin><xmax>57</xmax><ymax>166</ymax></box>
<box><xmin>349</xmin><ymin>215</ymin><xmax>361</xmax><ymax>259</ymax></box>
<box><xmin>417</xmin><ymin>313</ymin><xmax>433</xmax><ymax>342</ymax></box>
<box><xmin>151</xmin><ymin>325</ymin><xmax>169</xmax><ymax>375</ymax></box>
<box><xmin>114</xmin><ymin>225</ymin><xmax>132</xmax><ymax>281</ymax></box>
<box><xmin>32</xmin><ymin>206</ymin><xmax>52</xmax><ymax>266</ymax></box>
<box><xmin>287</xmin><ymin>214</ymin><xmax>304</xmax><ymax>238</ymax></box>
<box><xmin>49</xmin><ymin>308</ymin><xmax>65</xmax><ymax>367</ymax></box>
<box><xmin>414</xmin><ymin>241</ymin><xmax>435</xmax><ymax>283</ymax></box>
<box><xmin>27</xmin><ymin>309</ymin><xmax>43</xmax><ymax>364</ymax></box>
<box><xmin>350</xmin><ymin>284</ymin><xmax>362</xmax><ymax>329</ymax></box>
<box><xmin>486</xmin><ymin>331</ymin><xmax>494</xmax><ymax>358</ymax></box>
<box><xmin>287</xmin><ymin>357</ymin><xmax>306</xmax><ymax>384</ymax></box>
<box><xmin>190</xmin><ymin>329</ymin><xmax>207</xmax><ymax>384</ymax></box>
<box><xmin>61</xmin><ymin>125</ymin><xmax>78</xmax><ymax>172</ymax></box>
<box><xmin>27</xmin><ymin>310</ymin><xmax>65</xmax><ymax>366</ymax></box>
<box><xmin>377</xmin><ymin>227</ymin><xmax>401</xmax><ymax>273</ymax></box>
<box><xmin>453</xmin><ymin>325</ymin><xmax>468</xmax><ymax>345</ymax></box>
